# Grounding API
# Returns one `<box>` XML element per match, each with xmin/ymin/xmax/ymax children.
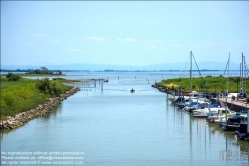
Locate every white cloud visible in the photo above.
<box><xmin>68</xmin><ymin>49</ymin><xmax>91</xmax><ymax>54</ymax></box>
<box><xmin>192</xmin><ymin>45</ymin><xmax>201</xmax><ymax>48</ymax></box>
<box><xmin>170</xmin><ymin>44</ymin><xmax>183</xmax><ymax>47</ymax></box>
<box><xmin>24</xmin><ymin>42</ymin><xmax>36</xmax><ymax>45</ymax></box>
<box><xmin>52</xmin><ymin>40</ymin><xmax>61</xmax><ymax>43</ymax></box>
<box><xmin>150</xmin><ymin>46</ymin><xmax>165</xmax><ymax>50</ymax></box>
<box><xmin>125</xmin><ymin>38</ymin><xmax>136</xmax><ymax>42</ymax></box>
<box><xmin>203</xmin><ymin>41</ymin><xmax>212</xmax><ymax>44</ymax></box>
<box><xmin>86</xmin><ymin>37</ymin><xmax>108</xmax><ymax>42</ymax></box>
<box><xmin>238</xmin><ymin>40</ymin><xmax>249</xmax><ymax>45</ymax></box>
<box><xmin>202</xmin><ymin>41</ymin><xmax>224</xmax><ymax>46</ymax></box>
<box><xmin>99</xmin><ymin>51</ymin><xmax>110</xmax><ymax>54</ymax></box>
<box><xmin>151</xmin><ymin>40</ymin><xmax>164</xmax><ymax>43</ymax></box>
<box><xmin>34</xmin><ymin>33</ymin><xmax>49</xmax><ymax>37</ymax></box>
<box><xmin>68</xmin><ymin>49</ymin><xmax>82</xmax><ymax>53</ymax></box>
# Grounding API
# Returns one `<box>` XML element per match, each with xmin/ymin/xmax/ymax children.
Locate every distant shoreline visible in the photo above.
<box><xmin>0</xmin><ymin>73</ymin><xmax>66</xmax><ymax>76</ymax></box>
<box><xmin>0</xmin><ymin>70</ymin><xmax>241</xmax><ymax>73</ymax></box>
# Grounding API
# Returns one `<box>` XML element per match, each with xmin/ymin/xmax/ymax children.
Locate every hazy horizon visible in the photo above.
<box><xmin>1</xmin><ymin>60</ymin><xmax>241</xmax><ymax>71</ymax></box>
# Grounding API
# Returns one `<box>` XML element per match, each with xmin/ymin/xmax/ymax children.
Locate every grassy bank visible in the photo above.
<box><xmin>0</xmin><ymin>77</ymin><xmax>76</xmax><ymax>120</ymax></box>
<box><xmin>156</xmin><ymin>75</ymin><xmax>248</xmax><ymax>94</ymax></box>
<box><xmin>1</xmin><ymin>77</ymin><xmax>36</xmax><ymax>89</ymax></box>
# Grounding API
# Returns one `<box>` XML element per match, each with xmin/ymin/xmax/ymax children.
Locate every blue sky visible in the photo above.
<box><xmin>1</xmin><ymin>1</ymin><xmax>249</xmax><ymax>68</ymax></box>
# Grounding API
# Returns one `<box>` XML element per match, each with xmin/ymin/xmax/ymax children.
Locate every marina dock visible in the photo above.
<box><xmin>152</xmin><ymin>84</ymin><xmax>249</xmax><ymax>112</ymax></box>
<box><xmin>152</xmin><ymin>83</ymin><xmax>249</xmax><ymax>142</ymax></box>
<box><xmin>211</xmin><ymin>97</ymin><xmax>248</xmax><ymax>112</ymax></box>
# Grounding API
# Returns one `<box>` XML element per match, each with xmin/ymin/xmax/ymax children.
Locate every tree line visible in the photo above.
<box><xmin>1</xmin><ymin>67</ymin><xmax>63</xmax><ymax>75</ymax></box>
<box><xmin>27</xmin><ymin>67</ymin><xmax>62</xmax><ymax>75</ymax></box>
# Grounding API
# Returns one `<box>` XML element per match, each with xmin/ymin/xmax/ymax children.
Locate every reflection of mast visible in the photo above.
<box><xmin>204</xmin><ymin>119</ymin><xmax>207</xmax><ymax>158</ymax></box>
<box><xmin>189</xmin><ymin>113</ymin><xmax>193</xmax><ymax>160</ymax></box>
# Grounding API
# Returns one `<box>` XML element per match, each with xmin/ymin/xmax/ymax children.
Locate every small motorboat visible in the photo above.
<box><xmin>235</xmin><ymin>123</ymin><xmax>248</xmax><ymax>140</ymax></box>
<box><xmin>221</xmin><ymin>116</ymin><xmax>247</xmax><ymax>131</ymax></box>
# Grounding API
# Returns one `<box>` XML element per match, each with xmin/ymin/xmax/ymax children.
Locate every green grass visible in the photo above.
<box><xmin>156</xmin><ymin>76</ymin><xmax>247</xmax><ymax>94</ymax></box>
<box><xmin>0</xmin><ymin>77</ymin><xmax>36</xmax><ymax>89</ymax></box>
<box><xmin>0</xmin><ymin>77</ymin><xmax>80</xmax><ymax>90</ymax></box>
<box><xmin>0</xmin><ymin>77</ymin><xmax>74</xmax><ymax>120</ymax></box>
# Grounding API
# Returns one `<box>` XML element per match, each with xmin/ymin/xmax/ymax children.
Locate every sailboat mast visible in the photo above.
<box><xmin>240</xmin><ymin>63</ymin><xmax>242</xmax><ymax>93</ymax></box>
<box><xmin>243</xmin><ymin>53</ymin><xmax>246</xmax><ymax>94</ymax></box>
<box><xmin>225</xmin><ymin>53</ymin><xmax>230</xmax><ymax>121</ymax></box>
<box><xmin>227</xmin><ymin>53</ymin><xmax>230</xmax><ymax>95</ymax></box>
<box><xmin>190</xmin><ymin>51</ymin><xmax>192</xmax><ymax>93</ymax></box>
<box><xmin>242</xmin><ymin>54</ymin><xmax>244</xmax><ymax>93</ymax></box>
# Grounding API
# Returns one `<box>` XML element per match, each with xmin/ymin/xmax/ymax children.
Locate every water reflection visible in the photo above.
<box><xmin>168</xmin><ymin>96</ymin><xmax>249</xmax><ymax>165</ymax></box>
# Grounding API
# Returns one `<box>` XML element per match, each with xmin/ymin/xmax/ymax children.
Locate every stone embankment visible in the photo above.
<box><xmin>0</xmin><ymin>87</ymin><xmax>80</xmax><ymax>131</ymax></box>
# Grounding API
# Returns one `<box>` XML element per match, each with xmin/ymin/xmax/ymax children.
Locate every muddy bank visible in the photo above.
<box><xmin>0</xmin><ymin>87</ymin><xmax>80</xmax><ymax>131</ymax></box>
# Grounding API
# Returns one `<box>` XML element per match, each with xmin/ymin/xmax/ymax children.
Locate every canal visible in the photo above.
<box><xmin>1</xmin><ymin>71</ymin><xmax>248</xmax><ymax>166</ymax></box>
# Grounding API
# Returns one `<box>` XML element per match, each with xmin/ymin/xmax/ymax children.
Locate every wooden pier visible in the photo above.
<box><xmin>64</xmin><ymin>78</ymin><xmax>108</xmax><ymax>91</ymax></box>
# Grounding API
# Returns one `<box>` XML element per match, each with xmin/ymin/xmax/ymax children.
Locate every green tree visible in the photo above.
<box><xmin>6</xmin><ymin>72</ymin><xmax>14</xmax><ymax>78</ymax></box>
<box><xmin>232</xmin><ymin>77</ymin><xmax>240</xmax><ymax>93</ymax></box>
<box><xmin>9</xmin><ymin>75</ymin><xmax>21</xmax><ymax>81</ymax></box>
<box><xmin>34</xmin><ymin>69</ymin><xmax>41</xmax><ymax>74</ymax></box>
<box><xmin>35</xmin><ymin>78</ymin><xmax>50</xmax><ymax>93</ymax></box>
<box><xmin>40</xmin><ymin>67</ymin><xmax>49</xmax><ymax>74</ymax></box>
<box><xmin>35</xmin><ymin>78</ymin><xmax>63</xmax><ymax>97</ymax></box>
<box><xmin>6</xmin><ymin>73</ymin><xmax>21</xmax><ymax>81</ymax></box>
<box><xmin>40</xmin><ymin>67</ymin><xmax>53</xmax><ymax>74</ymax></box>
<box><xmin>57</xmin><ymin>70</ymin><xmax>62</xmax><ymax>75</ymax></box>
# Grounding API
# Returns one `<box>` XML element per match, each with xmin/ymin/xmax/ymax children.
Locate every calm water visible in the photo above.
<box><xmin>1</xmin><ymin>72</ymin><xmax>248</xmax><ymax>166</ymax></box>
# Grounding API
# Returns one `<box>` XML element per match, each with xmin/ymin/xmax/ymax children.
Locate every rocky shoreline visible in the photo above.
<box><xmin>0</xmin><ymin>87</ymin><xmax>80</xmax><ymax>131</ymax></box>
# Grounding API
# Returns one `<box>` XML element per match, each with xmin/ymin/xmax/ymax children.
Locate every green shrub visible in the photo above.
<box><xmin>35</xmin><ymin>78</ymin><xmax>50</xmax><ymax>94</ymax></box>
<box><xmin>9</xmin><ymin>75</ymin><xmax>22</xmax><ymax>81</ymax></box>
<box><xmin>35</xmin><ymin>78</ymin><xmax>70</xmax><ymax>97</ymax></box>
<box><xmin>52</xmin><ymin>78</ymin><xmax>66</xmax><ymax>80</ymax></box>
<box><xmin>6</xmin><ymin>73</ymin><xmax>21</xmax><ymax>81</ymax></box>
<box><xmin>6</xmin><ymin>72</ymin><xmax>14</xmax><ymax>78</ymax></box>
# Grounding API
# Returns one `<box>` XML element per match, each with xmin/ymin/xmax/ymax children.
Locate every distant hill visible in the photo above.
<box><xmin>1</xmin><ymin>61</ymin><xmax>240</xmax><ymax>71</ymax></box>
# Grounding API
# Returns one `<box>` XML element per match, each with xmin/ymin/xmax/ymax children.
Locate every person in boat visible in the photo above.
<box><xmin>131</xmin><ymin>88</ymin><xmax>135</xmax><ymax>92</ymax></box>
